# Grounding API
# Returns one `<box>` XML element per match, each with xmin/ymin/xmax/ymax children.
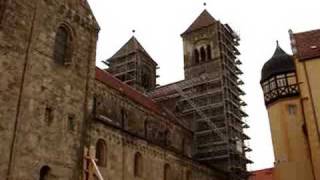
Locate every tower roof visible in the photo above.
<box><xmin>261</xmin><ymin>43</ymin><xmax>295</xmax><ymax>82</ymax></box>
<box><xmin>182</xmin><ymin>10</ymin><xmax>216</xmax><ymax>35</ymax></box>
<box><xmin>108</xmin><ymin>36</ymin><xmax>157</xmax><ymax>65</ymax></box>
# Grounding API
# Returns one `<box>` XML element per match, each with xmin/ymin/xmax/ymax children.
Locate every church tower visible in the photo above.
<box><xmin>260</xmin><ymin>43</ymin><xmax>314</xmax><ymax>180</ymax></box>
<box><xmin>180</xmin><ymin>10</ymin><xmax>251</xmax><ymax>180</ymax></box>
<box><xmin>105</xmin><ymin>36</ymin><xmax>158</xmax><ymax>93</ymax></box>
<box><xmin>0</xmin><ymin>0</ymin><xmax>99</xmax><ymax>179</ymax></box>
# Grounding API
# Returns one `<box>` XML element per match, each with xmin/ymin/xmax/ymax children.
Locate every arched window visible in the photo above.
<box><xmin>134</xmin><ymin>152</ymin><xmax>143</xmax><ymax>177</ymax></box>
<box><xmin>200</xmin><ymin>47</ymin><xmax>206</xmax><ymax>62</ymax></box>
<box><xmin>206</xmin><ymin>45</ymin><xmax>212</xmax><ymax>60</ymax></box>
<box><xmin>53</xmin><ymin>26</ymin><xmax>73</xmax><ymax>65</ymax></box>
<box><xmin>186</xmin><ymin>170</ymin><xmax>192</xmax><ymax>180</ymax></box>
<box><xmin>141</xmin><ymin>65</ymin><xmax>152</xmax><ymax>90</ymax></box>
<box><xmin>96</xmin><ymin>139</ymin><xmax>106</xmax><ymax>167</ymax></box>
<box><xmin>164</xmin><ymin>164</ymin><xmax>170</xmax><ymax>180</ymax></box>
<box><xmin>0</xmin><ymin>0</ymin><xmax>7</xmax><ymax>25</ymax></box>
<box><xmin>39</xmin><ymin>165</ymin><xmax>50</xmax><ymax>180</ymax></box>
<box><xmin>193</xmin><ymin>49</ymin><xmax>200</xmax><ymax>64</ymax></box>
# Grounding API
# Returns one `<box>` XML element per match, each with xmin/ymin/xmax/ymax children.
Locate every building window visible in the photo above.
<box><xmin>200</xmin><ymin>47</ymin><xmax>206</xmax><ymax>62</ymax></box>
<box><xmin>144</xmin><ymin>120</ymin><xmax>148</xmax><ymax>138</ymax></box>
<box><xmin>134</xmin><ymin>152</ymin><xmax>143</xmax><ymax>177</ymax></box>
<box><xmin>44</xmin><ymin>107</ymin><xmax>54</xmax><ymax>125</ymax></box>
<box><xmin>276</xmin><ymin>75</ymin><xmax>287</xmax><ymax>87</ymax></box>
<box><xmin>68</xmin><ymin>114</ymin><xmax>75</xmax><ymax>131</ymax></box>
<box><xmin>0</xmin><ymin>0</ymin><xmax>7</xmax><ymax>25</ymax></box>
<box><xmin>269</xmin><ymin>78</ymin><xmax>276</xmax><ymax>90</ymax></box>
<box><xmin>39</xmin><ymin>166</ymin><xmax>50</xmax><ymax>180</ymax></box>
<box><xmin>96</xmin><ymin>139</ymin><xmax>106</xmax><ymax>167</ymax></box>
<box><xmin>121</xmin><ymin>108</ymin><xmax>127</xmax><ymax>127</ymax></box>
<box><xmin>193</xmin><ymin>49</ymin><xmax>200</xmax><ymax>64</ymax></box>
<box><xmin>206</xmin><ymin>45</ymin><xmax>212</xmax><ymax>60</ymax></box>
<box><xmin>186</xmin><ymin>170</ymin><xmax>192</xmax><ymax>180</ymax></box>
<box><xmin>288</xmin><ymin>104</ymin><xmax>297</xmax><ymax>115</ymax></box>
<box><xmin>182</xmin><ymin>138</ymin><xmax>185</xmax><ymax>154</ymax></box>
<box><xmin>53</xmin><ymin>26</ymin><xmax>73</xmax><ymax>65</ymax></box>
<box><xmin>141</xmin><ymin>65</ymin><xmax>152</xmax><ymax>90</ymax></box>
<box><xmin>164</xmin><ymin>164</ymin><xmax>170</xmax><ymax>180</ymax></box>
<box><xmin>165</xmin><ymin>130</ymin><xmax>171</xmax><ymax>146</ymax></box>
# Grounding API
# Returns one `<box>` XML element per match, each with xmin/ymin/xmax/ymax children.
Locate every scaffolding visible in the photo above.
<box><xmin>149</xmin><ymin>23</ymin><xmax>251</xmax><ymax>180</ymax></box>
<box><xmin>83</xmin><ymin>147</ymin><xmax>104</xmax><ymax>180</ymax></box>
<box><xmin>104</xmin><ymin>55</ymin><xmax>138</xmax><ymax>86</ymax></box>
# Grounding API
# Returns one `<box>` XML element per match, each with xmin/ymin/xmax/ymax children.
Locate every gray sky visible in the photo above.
<box><xmin>88</xmin><ymin>0</ymin><xmax>319</xmax><ymax>171</ymax></box>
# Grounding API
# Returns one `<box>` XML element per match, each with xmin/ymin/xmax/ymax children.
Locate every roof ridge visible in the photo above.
<box><xmin>182</xmin><ymin>9</ymin><xmax>216</xmax><ymax>35</ymax></box>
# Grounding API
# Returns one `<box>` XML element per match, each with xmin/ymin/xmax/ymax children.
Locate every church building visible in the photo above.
<box><xmin>0</xmin><ymin>0</ymin><xmax>250</xmax><ymax>180</ymax></box>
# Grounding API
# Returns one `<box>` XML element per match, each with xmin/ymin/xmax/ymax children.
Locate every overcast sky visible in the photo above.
<box><xmin>87</xmin><ymin>0</ymin><xmax>319</xmax><ymax>171</ymax></box>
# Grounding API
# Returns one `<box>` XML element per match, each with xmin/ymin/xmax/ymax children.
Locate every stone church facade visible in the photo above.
<box><xmin>0</xmin><ymin>0</ymin><xmax>248</xmax><ymax>180</ymax></box>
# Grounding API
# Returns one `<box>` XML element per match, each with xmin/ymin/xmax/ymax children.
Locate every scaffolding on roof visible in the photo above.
<box><xmin>149</xmin><ymin>22</ymin><xmax>251</xmax><ymax>180</ymax></box>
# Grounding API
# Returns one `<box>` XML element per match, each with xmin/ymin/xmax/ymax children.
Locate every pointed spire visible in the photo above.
<box><xmin>108</xmin><ymin>36</ymin><xmax>157</xmax><ymax>65</ymax></box>
<box><xmin>182</xmin><ymin>10</ymin><xmax>216</xmax><ymax>35</ymax></box>
<box><xmin>272</xmin><ymin>41</ymin><xmax>288</xmax><ymax>58</ymax></box>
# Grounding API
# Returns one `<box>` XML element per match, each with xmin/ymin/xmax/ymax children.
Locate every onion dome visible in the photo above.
<box><xmin>261</xmin><ymin>42</ymin><xmax>295</xmax><ymax>82</ymax></box>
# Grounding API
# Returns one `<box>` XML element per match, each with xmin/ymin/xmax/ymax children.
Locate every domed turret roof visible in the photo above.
<box><xmin>261</xmin><ymin>43</ymin><xmax>295</xmax><ymax>82</ymax></box>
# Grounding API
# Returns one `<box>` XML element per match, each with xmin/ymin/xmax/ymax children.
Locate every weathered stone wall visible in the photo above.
<box><xmin>0</xmin><ymin>0</ymin><xmax>99</xmax><ymax>179</ymax></box>
<box><xmin>89</xmin><ymin>122</ymin><xmax>225</xmax><ymax>180</ymax></box>
<box><xmin>93</xmin><ymin>80</ymin><xmax>193</xmax><ymax>157</ymax></box>
<box><xmin>91</xmin><ymin>81</ymin><xmax>226</xmax><ymax>180</ymax></box>
<box><xmin>0</xmin><ymin>1</ymin><xmax>227</xmax><ymax>179</ymax></box>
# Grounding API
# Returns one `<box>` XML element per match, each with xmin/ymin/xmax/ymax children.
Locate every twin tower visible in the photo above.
<box><xmin>106</xmin><ymin>10</ymin><xmax>250</xmax><ymax>180</ymax></box>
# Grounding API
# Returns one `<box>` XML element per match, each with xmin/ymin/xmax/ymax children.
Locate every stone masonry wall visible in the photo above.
<box><xmin>0</xmin><ymin>0</ymin><xmax>99</xmax><ymax>179</ymax></box>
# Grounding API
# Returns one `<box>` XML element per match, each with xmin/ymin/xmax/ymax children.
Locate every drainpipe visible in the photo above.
<box><xmin>6</xmin><ymin>1</ymin><xmax>39</xmax><ymax>180</ymax></box>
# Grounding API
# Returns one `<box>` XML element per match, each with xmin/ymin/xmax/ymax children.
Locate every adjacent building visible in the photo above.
<box><xmin>249</xmin><ymin>168</ymin><xmax>274</xmax><ymax>180</ymax></box>
<box><xmin>260</xmin><ymin>29</ymin><xmax>320</xmax><ymax>180</ymax></box>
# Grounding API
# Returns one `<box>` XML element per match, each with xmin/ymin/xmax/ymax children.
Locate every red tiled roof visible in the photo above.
<box><xmin>293</xmin><ymin>29</ymin><xmax>320</xmax><ymax>60</ymax></box>
<box><xmin>95</xmin><ymin>67</ymin><xmax>162</xmax><ymax>115</ymax></box>
<box><xmin>95</xmin><ymin>67</ymin><xmax>192</xmax><ymax>131</ymax></box>
<box><xmin>249</xmin><ymin>168</ymin><xmax>274</xmax><ymax>180</ymax></box>
<box><xmin>182</xmin><ymin>10</ymin><xmax>216</xmax><ymax>35</ymax></box>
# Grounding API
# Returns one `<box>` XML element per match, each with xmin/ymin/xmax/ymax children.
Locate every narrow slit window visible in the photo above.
<box><xmin>200</xmin><ymin>47</ymin><xmax>206</xmax><ymax>62</ymax></box>
<box><xmin>193</xmin><ymin>49</ymin><xmax>200</xmax><ymax>64</ymax></box>
<box><xmin>45</xmin><ymin>107</ymin><xmax>54</xmax><ymax>125</ymax></box>
<box><xmin>134</xmin><ymin>152</ymin><xmax>143</xmax><ymax>177</ymax></box>
<box><xmin>206</xmin><ymin>45</ymin><xmax>212</xmax><ymax>60</ymax></box>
